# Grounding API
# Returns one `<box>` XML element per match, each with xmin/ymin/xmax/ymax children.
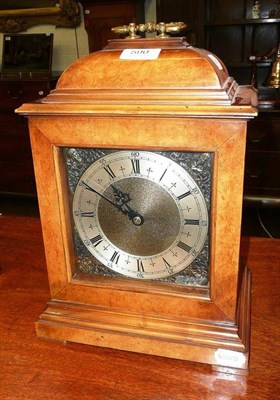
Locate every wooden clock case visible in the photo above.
<box><xmin>17</xmin><ymin>36</ymin><xmax>257</xmax><ymax>373</ymax></box>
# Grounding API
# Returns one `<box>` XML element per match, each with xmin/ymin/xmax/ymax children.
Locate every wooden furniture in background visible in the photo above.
<box><xmin>80</xmin><ymin>0</ymin><xmax>145</xmax><ymax>52</ymax></box>
<box><xmin>245</xmin><ymin>45</ymin><xmax>280</xmax><ymax>205</ymax></box>
<box><xmin>0</xmin><ymin>75</ymin><xmax>59</xmax><ymax>196</ymax></box>
<box><xmin>157</xmin><ymin>0</ymin><xmax>280</xmax><ymax>205</ymax></box>
<box><xmin>157</xmin><ymin>0</ymin><xmax>280</xmax><ymax>84</ymax></box>
<box><xmin>203</xmin><ymin>2</ymin><xmax>280</xmax><ymax>205</ymax></box>
<box><xmin>1</xmin><ymin>215</ymin><xmax>279</xmax><ymax>399</ymax></box>
<box><xmin>156</xmin><ymin>0</ymin><xmax>203</xmax><ymax>45</ymax></box>
<box><xmin>245</xmin><ymin>101</ymin><xmax>280</xmax><ymax>204</ymax></box>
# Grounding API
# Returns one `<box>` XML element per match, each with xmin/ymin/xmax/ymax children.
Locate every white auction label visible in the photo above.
<box><xmin>215</xmin><ymin>349</ymin><xmax>246</xmax><ymax>367</ymax></box>
<box><xmin>120</xmin><ymin>48</ymin><xmax>161</xmax><ymax>60</ymax></box>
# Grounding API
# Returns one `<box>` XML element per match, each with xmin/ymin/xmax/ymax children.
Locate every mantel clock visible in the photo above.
<box><xmin>17</xmin><ymin>22</ymin><xmax>257</xmax><ymax>374</ymax></box>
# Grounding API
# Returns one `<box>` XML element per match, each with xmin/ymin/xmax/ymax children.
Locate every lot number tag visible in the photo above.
<box><xmin>120</xmin><ymin>49</ymin><xmax>161</xmax><ymax>60</ymax></box>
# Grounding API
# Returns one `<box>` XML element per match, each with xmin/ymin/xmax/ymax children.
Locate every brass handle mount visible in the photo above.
<box><xmin>111</xmin><ymin>21</ymin><xmax>187</xmax><ymax>39</ymax></box>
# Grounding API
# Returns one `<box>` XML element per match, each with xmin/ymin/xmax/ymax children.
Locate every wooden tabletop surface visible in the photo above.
<box><xmin>0</xmin><ymin>215</ymin><xmax>279</xmax><ymax>400</ymax></box>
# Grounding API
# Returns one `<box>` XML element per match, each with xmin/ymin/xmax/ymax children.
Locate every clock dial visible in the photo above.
<box><xmin>72</xmin><ymin>150</ymin><xmax>208</xmax><ymax>279</ymax></box>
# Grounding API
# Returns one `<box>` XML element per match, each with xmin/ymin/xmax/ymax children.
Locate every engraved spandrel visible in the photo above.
<box><xmin>64</xmin><ymin>148</ymin><xmax>115</xmax><ymax>192</ymax></box>
<box><xmin>159</xmin><ymin>151</ymin><xmax>212</xmax><ymax>209</ymax></box>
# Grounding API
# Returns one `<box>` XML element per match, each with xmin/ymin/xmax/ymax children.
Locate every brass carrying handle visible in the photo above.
<box><xmin>111</xmin><ymin>21</ymin><xmax>187</xmax><ymax>39</ymax></box>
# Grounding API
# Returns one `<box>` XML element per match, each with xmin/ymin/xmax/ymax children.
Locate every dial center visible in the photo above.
<box><xmin>132</xmin><ymin>215</ymin><xmax>144</xmax><ymax>226</ymax></box>
<box><xmin>97</xmin><ymin>177</ymin><xmax>181</xmax><ymax>257</ymax></box>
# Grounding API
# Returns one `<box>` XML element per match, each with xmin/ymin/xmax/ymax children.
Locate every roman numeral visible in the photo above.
<box><xmin>90</xmin><ymin>234</ymin><xmax>103</xmax><ymax>247</ymax></box>
<box><xmin>131</xmin><ymin>159</ymin><xmax>140</xmax><ymax>174</ymax></box>
<box><xmin>81</xmin><ymin>211</ymin><xmax>94</xmax><ymax>217</ymax></box>
<box><xmin>177</xmin><ymin>191</ymin><xmax>191</xmax><ymax>201</ymax></box>
<box><xmin>162</xmin><ymin>257</ymin><xmax>172</xmax><ymax>268</ymax></box>
<box><xmin>103</xmin><ymin>165</ymin><xmax>116</xmax><ymax>179</ymax></box>
<box><xmin>162</xmin><ymin>257</ymin><xmax>174</xmax><ymax>274</ymax></box>
<box><xmin>184</xmin><ymin>219</ymin><xmax>199</xmax><ymax>225</ymax></box>
<box><xmin>137</xmin><ymin>259</ymin><xmax>145</xmax><ymax>272</ymax></box>
<box><xmin>177</xmin><ymin>241</ymin><xmax>192</xmax><ymax>252</ymax></box>
<box><xmin>110</xmin><ymin>251</ymin><xmax>120</xmax><ymax>264</ymax></box>
<box><xmin>159</xmin><ymin>168</ymin><xmax>167</xmax><ymax>182</ymax></box>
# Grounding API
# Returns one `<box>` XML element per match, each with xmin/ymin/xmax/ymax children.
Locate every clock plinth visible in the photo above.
<box><xmin>35</xmin><ymin>266</ymin><xmax>251</xmax><ymax>372</ymax></box>
<box><xmin>17</xmin><ymin>35</ymin><xmax>257</xmax><ymax>373</ymax></box>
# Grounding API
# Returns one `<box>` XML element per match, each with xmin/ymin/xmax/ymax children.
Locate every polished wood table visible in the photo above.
<box><xmin>0</xmin><ymin>215</ymin><xmax>279</xmax><ymax>400</ymax></box>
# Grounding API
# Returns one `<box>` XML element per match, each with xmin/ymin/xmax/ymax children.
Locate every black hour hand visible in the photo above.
<box><xmin>82</xmin><ymin>181</ymin><xmax>144</xmax><ymax>226</ymax></box>
<box><xmin>110</xmin><ymin>184</ymin><xmax>131</xmax><ymax>205</ymax></box>
<box><xmin>110</xmin><ymin>184</ymin><xmax>144</xmax><ymax>226</ymax></box>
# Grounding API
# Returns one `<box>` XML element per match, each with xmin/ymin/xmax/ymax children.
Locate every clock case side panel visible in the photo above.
<box><xmin>28</xmin><ymin>115</ymin><xmax>251</xmax><ymax>371</ymax></box>
<box><xmin>27</xmin><ymin>119</ymin><xmax>72</xmax><ymax>297</ymax></box>
<box><xmin>210</xmin><ymin>120</ymin><xmax>248</xmax><ymax>318</ymax></box>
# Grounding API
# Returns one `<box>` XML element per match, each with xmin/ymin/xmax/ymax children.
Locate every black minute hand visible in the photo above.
<box><xmin>82</xmin><ymin>180</ymin><xmax>121</xmax><ymax>210</ymax></box>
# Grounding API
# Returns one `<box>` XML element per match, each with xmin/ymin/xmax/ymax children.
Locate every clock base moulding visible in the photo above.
<box><xmin>35</xmin><ymin>266</ymin><xmax>251</xmax><ymax>374</ymax></box>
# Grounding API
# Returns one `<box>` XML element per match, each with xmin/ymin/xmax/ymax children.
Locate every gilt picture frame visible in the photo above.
<box><xmin>0</xmin><ymin>0</ymin><xmax>80</xmax><ymax>33</ymax></box>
